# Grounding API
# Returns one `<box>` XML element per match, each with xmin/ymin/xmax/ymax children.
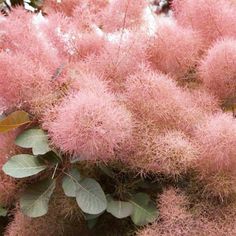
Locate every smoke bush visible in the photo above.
<box><xmin>172</xmin><ymin>0</ymin><xmax>236</xmax><ymax>46</ymax></box>
<box><xmin>46</xmin><ymin>90</ymin><xmax>133</xmax><ymax>161</ymax></box>
<box><xmin>199</xmin><ymin>38</ymin><xmax>236</xmax><ymax>101</ymax></box>
<box><xmin>0</xmin><ymin>0</ymin><xmax>236</xmax><ymax>235</ymax></box>
<box><xmin>148</xmin><ymin>17</ymin><xmax>203</xmax><ymax>78</ymax></box>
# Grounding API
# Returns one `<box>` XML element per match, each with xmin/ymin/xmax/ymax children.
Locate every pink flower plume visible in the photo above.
<box><xmin>199</xmin><ymin>38</ymin><xmax>236</xmax><ymax>101</ymax></box>
<box><xmin>46</xmin><ymin>90</ymin><xmax>133</xmax><ymax>161</ymax></box>
<box><xmin>194</xmin><ymin>113</ymin><xmax>236</xmax><ymax>198</ymax></box>
<box><xmin>172</xmin><ymin>0</ymin><xmax>236</xmax><ymax>46</ymax></box>
<box><xmin>148</xmin><ymin>17</ymin><xmax>203</xmax><ymax>78</ymax></box>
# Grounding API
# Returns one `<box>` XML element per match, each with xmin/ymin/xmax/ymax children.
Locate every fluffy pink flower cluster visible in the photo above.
<box><xmin>139</xmin><ymin>188</ymin><xmax>236</xmax><ymax>236</ymax></box>
<box><xmin>199</xmin><ymin>38</ymin><xmax>236</xmax><ymax>101</ymax></box>
<box><xmin>148</xmin><ymin>17</ymin><xmax>203</xmax><ymax>78</ymax></box>
<box><xmin>172</xmin><ymin>0</ymin><xmax>236</xmax><ymax>46</ymax></box>
<box><xmin>193</xmin><ymin>113</ymin><xmax>236</xmax><ymax>198</ymax></box>
<box><xmin>46</xmin><ymin>90</ymin><xmax>132</xmax><ymax>161</ymax></box>
<box><xmin>0</xmin><ymin>0</ymin><xmax>236</xmax><ymax>234</ymax></box>
<box><xmin>0</xmin><ymin>0</ymin><xmax>235</xmax><ymax>185</ymax></box>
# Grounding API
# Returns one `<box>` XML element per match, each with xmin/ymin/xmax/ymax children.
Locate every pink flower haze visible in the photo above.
<box><xmin>125</xmin><ymin>65</ymin><xmax>202</xmax><ymax>133</ymax></box>
<box><xmin>83</xmin><ymin>32</ymin><xmax>148</xmax><ymax>92</ymax></box>
<box><xmin>41</xmin><ymin>12</ymin><xmax>106</xmax><ymax>61</ymax></box>
<box><xmin>99</xmin><ymin>0</ymin><xmax>147</xmax><ymax>32</ymax></box>
<box><xmin>68</xmin><ymin>70</ymin><xmax>110</xmax><ymax>95</ymax></box>
<box><xmin>0</xmin><ymin>1</ymin><xmax>236</xmax><ymax>235</ymax></box>
<box><xmin>188</xmin><ymin>88</ymin><xmax>220</xmax><ymax>114</ymax></box>
<box><xmin>138</xmin><ymin>188</ymin><xmax>236</xmax><ymax>236</ymax></box>
<box><xmin>46</xmin><ymin>90</ymin><xmax>133</xmax><ymax>161</ymax></box>
<box><xmin>148</xmin><ymin>18</ymin><xmax>203</xmax><ymax>78</ymax></box>
<box><xmin>138</xmin><ymin>188</ymin><xmax>195</xmax><ymax>236</ymax></box>
<box><xmin>127</xmin><ymin>129</ymin><xmax>198</xmax><ymax>176</ymax></box>
<box><xmin>198</xmin><ymin>38</ymin><xmax>236</xmax><ymax>101</ymax></box>
<box><xmin>152</xmin><ymin>131</ymin><xmax>198</xmax><ymax>176</ymax></box>
<box><xmin>0</xmin><ymin>8</ymin><xmax>61</xmax><ymax>72</ymax></box>
<box><xmin>0</xmin><ymin>52</ymin><xmax>54</xmax><ymax>114</ymax></box>
<box><xmin>193</xmin><ymin>113</ymin><xmax>236</xmax><ymax>198</ymax></box>
<box><xmin>172</xmin><ymin>0</ymin><xmax>236</xmax><ymax>46</ymax></box>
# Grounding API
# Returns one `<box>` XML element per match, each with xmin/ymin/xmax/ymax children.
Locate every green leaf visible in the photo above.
<box><xmin>2</xmin><ymin>154</ymin><xmax>47</xmax><ymax>178</ymax></box>
<box><xmin>15</xmin><ymin>129</ymin><xmax>50</xmax><ymax>155</ymax></box>
<box><xmin>129</xmin><ymin>193</ymin><xmax>158</xmax><ymax>226</ymax></box>
<box><xmin>107</xmin><ymin>196</ymin><xmax>133</xmax><ymax>219</ymax></box>
<box><xmin>20</xmin><ymin>179</ymin><xmax>56</xmax><ymax>218</ymax></box>
<box><xmin>0</xmin><ymin>207</ymin><xmax>7</xmax><ymax>217</ymax></box>
<box><xmin>76</xmin><ymin>178</ymin><xmax>107</xmax><ymax>215</ymax></box>
<box><xmin>62</xmin><ymin>168</ymin><xmax>81</xmax><ymax>197</ymax></box>
<box><xmin>84</xmin><ymin>212</ymin><xmax>102</xmax><ymax>221</ymax></box>
<box><xmin>0</xmin><ymin>111</ymin><xmax>30</xmax><ymax>133</ymax></box>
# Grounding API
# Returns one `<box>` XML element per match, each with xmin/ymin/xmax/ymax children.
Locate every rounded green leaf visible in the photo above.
<box><xmin>15</xmin><ymin>129</ymin><xmax>50</xmax><ymax>155</ymax></box>
<box><xmin>2</xmin><ymin>154</ymin><xmax>47</xmax><ymax>178</ymax></box>
<box><xmin>20</xmin><ymin>179</ymin><xmax>56</xmax><ymax>218</ymax></box>
<box><xmin>76</xmin><ymin>178</ymin><xmax>107</xmax><ymax>215</ymax></box>
<box><xmin>62</xmin><ymin>168</ymin><xmax>81</xmax><ymax>197</ymax></box>
<box><xmin>129</xmin><ymin>193</ymin><xmax>158</xmax><ymax>226</ymax></box>
<box><xmin>107</xmin><ymin>196</ymin><xmax>133</xmax><ymax>219</ymax></box>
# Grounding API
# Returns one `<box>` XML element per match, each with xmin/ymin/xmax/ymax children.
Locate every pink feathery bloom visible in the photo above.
<box><xmin>73</xmin><ymin>32</ymin><xmax>105</xmax><ymax>60</ymax></box>
<box><xmin>42</xmin><ymin>12</ymin><xmax>106</xmax><ymax>61</ymax></box>
<box><xmin>148</xmin><ymin>17</ymin><xmax>203</xmax><ymax>79</ymax></box>
<box><xmin>157</xmin><ymin>188</ymin><xmax>192</xmax><ymax>224</ymax></box>
<box><xmin>43</xmin><ymin>0</ymin><xmax>107</xmax><ymax>19</ymax></box>
<box><xmin>83</xmin><ymin>32</ymin><xmax>148</xmax><ymax>92</ymax></box>
<box><xmin>172</xmin><ymin>0</ymin><xmax>236</xmax><ymax>46</ymax></box>
<box><xmin>99</xmin><ymin>0</ymin><xmax>147</xmax><ymax>32</ymax></box>
<box><xmin>72</xmin><ymin>0</ymin><xmax>109</xmax><ymax>30</ymax></box>
<box><xmin>138</xmin><ymin>188</ymin><xmax>195</xmax><ymax>236</ymax></box>
<box><xmin>0</xmin><ymin>52</ymin><xmax>54</xmax><ymax>113</ymax></box>
<box><xmin>198</xmin><ymin>38</ymin><xmax>236</xmax><ymax>101</ymax></box>
<box><xmin>194</xmin><ymin>113</ymin><xmax>236</xmax><ymax>198</ymax></box>
<box><xmin>0</xmin><ymin>8</ymin><xmax>61</xmax><ymax>73</ymax></box>
<box><xmin>138</xmin><ymin>193</ymin><xmax>236</xmax><ymax>236</ymax></box>
<box><xmin>125</xmin><ymin>65</ymin><xmax>201</xmax><ymax>133</ymax></box>
<box><xmin>150</xmin><ymin>131</ymin><xmax>198</xmax><ymax>176</ymax></box>
<box><xmin>127</xmin><ymin>128</ymin><xmax>198</xmax><ymax>176</ymax></box>
<box><xmin>45</xmin><ymin>90</ymin><xmax>133</xmax><ymax>161</ymax></box>
<box><xmin>188</xmin><ymin>88</ymin><xmax>220</xmax><ymax>114</ymax></box>
<box><xmin>68</xmin><ymin>70</ymin><xmax>109</xmax><ymax>95</ymax></box>
<box><xmin>137</xmin><ymin>189</ymin><xmax>235</xmax><ymax>236</ymax></box>
<box><xmin>40</xmin><ymin>13</ymin><xmax>79</xmax><ymax>59</ymax></box>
